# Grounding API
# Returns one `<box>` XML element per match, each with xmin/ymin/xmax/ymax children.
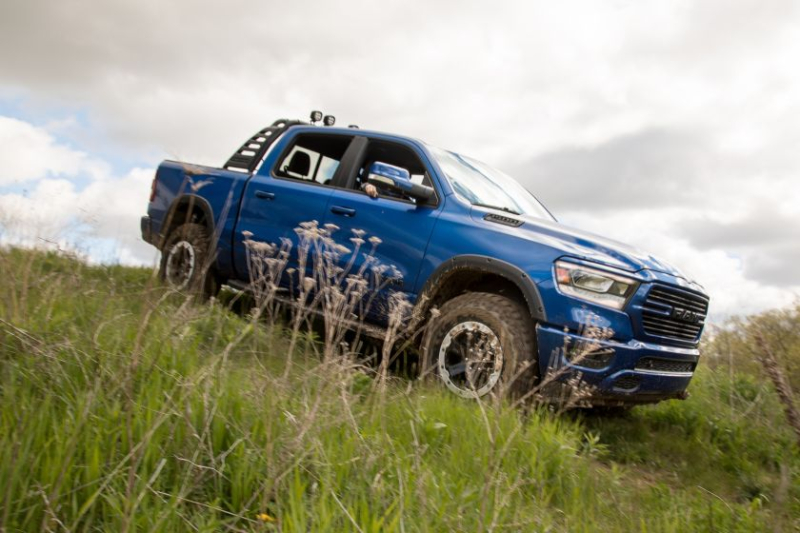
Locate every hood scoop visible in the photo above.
<box><xmin>484</xmin><ymin>213</ymin><xmax>523</xmax><ymax>227</ymax></box>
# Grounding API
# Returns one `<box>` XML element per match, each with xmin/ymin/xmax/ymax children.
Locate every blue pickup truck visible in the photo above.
<box><xmin>141</xmin><ymin>112</ymin><xmax>709</xmax><ymax>405</ymax></box>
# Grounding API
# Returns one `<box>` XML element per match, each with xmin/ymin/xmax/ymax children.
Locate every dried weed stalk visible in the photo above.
<box><xmin>752</xmin><ymin>328</ymin><xmax>800</xmax><ymax>447</ymax></box>
<box><xmin>241</xmin><ymin>220</ymin><xmax>409</xmax><ymax>374</ymax></box>
<box><xmin>511</xmin><ymin>317</ymin><xmax>612</xmax><ymax>411</ymax></box>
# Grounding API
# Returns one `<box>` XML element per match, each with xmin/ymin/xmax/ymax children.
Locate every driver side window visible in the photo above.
<box><xmin>354</xmin><ymin>140</ymin><xmax>433</xmax><ymax>203</ymax></box>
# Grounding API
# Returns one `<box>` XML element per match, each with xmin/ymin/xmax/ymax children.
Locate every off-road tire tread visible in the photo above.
<box><xmin>422</xmin><ymin>291</ymin><xmax>538</xmax><ymax>397</ymax></box>
<box><xmin>159</xmin><ymin>223</ymin><xmax>219</xmax><ymax>299</ymax></box>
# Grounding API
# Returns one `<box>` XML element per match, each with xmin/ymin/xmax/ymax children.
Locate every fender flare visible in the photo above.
<box><xmin>417</xmin><ymin>255</ymin><xmax>547</xmax><ymax>322</ymax></box>
<box><xmin>159</xmin><ymin>194</ymin><xmax>215</xmax><ymax>249</ymax></box>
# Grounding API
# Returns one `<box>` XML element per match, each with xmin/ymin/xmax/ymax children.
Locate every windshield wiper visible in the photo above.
<box><xmin>471</xmin><ymin>203</ymin><xmax>522</xmax><ymax>216</ymax></box>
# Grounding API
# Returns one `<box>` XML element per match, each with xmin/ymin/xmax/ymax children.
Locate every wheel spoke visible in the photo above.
<box><xmin>165</xmin><ymin>240</ymin><xmax>196</xmax><ymax>290</ymax></box>
<box><xmin>447</xmin><ymin>361</ymin><xmax>467</xmax><ymax>377</ymax></box>
<box><xmin>438</xmin><ymin>321</ymin><xmax>504</xmax><ymax>398</ymax></box>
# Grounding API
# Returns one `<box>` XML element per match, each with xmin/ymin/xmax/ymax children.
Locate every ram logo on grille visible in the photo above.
<box><xmin>670</xmin><ymin>307</ymin><xmax>703</xmax><ymax>324</ymax></box>
<box><xmin>641</xmin><ymin>285</ymin><xmax>709</xmax><ymax>344</ymax></box>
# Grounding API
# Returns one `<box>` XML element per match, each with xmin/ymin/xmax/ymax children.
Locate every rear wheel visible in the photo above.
<box><xmin>421</xmin><ymin>292</ymin><xmax>538</xmax><ymax>399</ymax></box>
<box><xmin>159</xmin><ymin>223</ymin><xmax>219</xmax><ymax>298</ymax></box>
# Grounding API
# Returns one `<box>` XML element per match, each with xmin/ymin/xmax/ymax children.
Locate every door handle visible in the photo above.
<box><xmin>255</xmin><ymin>190</ymin><xmax>275</xmax><ymax>200</ymax></box>
<box><xmin>330</xmin><ymin>205</ymin><xmax>356</xmax><ymax>217</ymax></box>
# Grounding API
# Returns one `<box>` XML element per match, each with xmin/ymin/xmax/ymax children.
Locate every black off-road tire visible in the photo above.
<box><xmin>159</xmin><ymin>223</ymin><xmax>219</xmax><ymax>299</ymax></box>
<box><xmin>421</xmin><ymin>292</ymin><xmax>538</xmax><ymax>399</ymax></box>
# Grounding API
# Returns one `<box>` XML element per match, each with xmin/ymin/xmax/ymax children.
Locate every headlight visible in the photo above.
<box><xmin>554</xmin><ymin>260</ymin><xmax>639</xmax><ymax>310</ymax></box>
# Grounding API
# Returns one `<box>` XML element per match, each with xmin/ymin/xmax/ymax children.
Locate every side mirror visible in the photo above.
<box><xmin>366</xmin><ymin>161</ymin><xmax>435</xmax><ymax>203</ymax></box>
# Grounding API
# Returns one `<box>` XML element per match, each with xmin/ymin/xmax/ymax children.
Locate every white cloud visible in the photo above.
<box><xmin>0</xmin><ymin>118</ymin><xmax>155</xmax><ymax>264</ymax></box>
<box><xmin>0</xmin><ymin>116</ymin><xmax>94</xmax><ymax>185</ymax></box>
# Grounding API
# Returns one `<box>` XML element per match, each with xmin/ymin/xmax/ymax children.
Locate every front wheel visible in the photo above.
<box><xmin>421</xmin><ymin>292</ymin><xmax>538</xmax><ymax>399</ymax></box>
<box><xmin>159</xmin><ymin>223</ymin><xmax>219</xmax><ymax>298</ymax></box>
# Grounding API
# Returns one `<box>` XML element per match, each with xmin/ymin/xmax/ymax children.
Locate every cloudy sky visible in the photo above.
<box><xmin>0</xmin><ymin>0</ymin><xmax>798</xmax><ymax>319</ymax></box>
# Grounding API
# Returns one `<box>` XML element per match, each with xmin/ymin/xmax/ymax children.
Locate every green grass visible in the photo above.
<box><xmin>0</xmin><ymin>247</ymin><xmax>798</xmax><ymax>531</ymax></box>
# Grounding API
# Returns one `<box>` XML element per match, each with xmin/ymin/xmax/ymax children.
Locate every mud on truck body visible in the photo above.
<box><xmin>141</xmin><ymin>112</ymin><xmax>710</xmax><ymax>406</ymax></box>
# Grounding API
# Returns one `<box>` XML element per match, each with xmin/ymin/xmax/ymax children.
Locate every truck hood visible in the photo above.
<box><xmin>478</xmin><ymin>209</ymin><xmax>692</xmax><ymax>281</ymax></box>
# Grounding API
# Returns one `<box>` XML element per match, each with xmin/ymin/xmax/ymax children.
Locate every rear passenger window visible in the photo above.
<box><xmin>273</xmin><ymin>134</ymin><xmax>352</xmax><ymax>186</ymax></box>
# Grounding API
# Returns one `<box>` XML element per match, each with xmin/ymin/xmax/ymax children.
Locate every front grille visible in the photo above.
<box><xmin>642</xmin><ymin>284</ymin><xmax>708</xmax><ymax>344</ymax></box>
<box><xmin>635</xmin><ymin>357</ymin><xmax>695</xmax><ymax>373</ymax></box>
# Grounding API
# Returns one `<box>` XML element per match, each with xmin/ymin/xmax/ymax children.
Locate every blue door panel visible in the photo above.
<box><xmin>322</xmin><ymin>188</ymin><xmax>443</xmax><ymax>321</ymax></box>
<box><xmin>233</xmin><ymin>176</ymin><xmax>335</xmax><ymax>279</ymax></box>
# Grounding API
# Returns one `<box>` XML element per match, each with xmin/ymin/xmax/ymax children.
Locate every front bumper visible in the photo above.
<box><xmin>536</xmin><ymin>324</ymin><xmax>699</xmax><ymax>405</ymax></box>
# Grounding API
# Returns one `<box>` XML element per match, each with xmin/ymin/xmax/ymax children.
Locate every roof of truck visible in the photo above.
<box><xmin>224</xmin><ymin>118</ymin><xmax>424</xmax><ymax>173</ymax></box>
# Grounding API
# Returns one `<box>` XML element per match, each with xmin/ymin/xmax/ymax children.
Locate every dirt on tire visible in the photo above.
<box><xmin>421</xmin><ymin>291</ymin><xmax>538</xmax><ymax>398</ymax></box>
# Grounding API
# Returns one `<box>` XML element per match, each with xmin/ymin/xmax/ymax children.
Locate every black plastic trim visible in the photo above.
<box><xmin>484</xmin><ymin>213</ymin><xmax>523</xmax><ymax>227</ymax></box>
<box><xmin>140</xmin><ymin>215</ymin><xmax>154</xmax><ymax>245</ymax></box>
<box><xmin>223</xmin><ymin>119</ymin><xmax>307</xmax><ymax>173</ymax></box>
<box><xmin>420</xmin><ymin>255</ymin><xmax>547</xmax><ymax>322</ymax></box>
<box><xmin>332</xmin><ymin>136</ymin><xmax>369</xmax><ymax>188</ymax></box>
<box><xmin>159</xmin><ymin>194</ymin><xmax>215</xmax><ymax>249</ymax></box>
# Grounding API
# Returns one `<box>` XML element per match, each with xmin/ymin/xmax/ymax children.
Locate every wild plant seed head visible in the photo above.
<box><xmin>345</xmin><ymin>276</ymin><xmax>368</xmax><ymax>289</ymax></box>
<box><xmin>253</xmin><ymin>242</ymin><xmax>276</xmax><ymax>254</ymax></box>
<box><xmin>333</xmin><ymin>243</ymin><xmax>351</xmax><ymax>255</ymax></box>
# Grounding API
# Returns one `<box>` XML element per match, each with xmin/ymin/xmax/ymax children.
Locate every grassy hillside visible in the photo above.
<box><xmin>1</xmin><ymin>247</ymin><xmax>798</xmax><ymax>532</ymax></box>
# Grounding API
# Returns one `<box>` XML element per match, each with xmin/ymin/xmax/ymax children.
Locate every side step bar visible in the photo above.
<box><xmin>224</xmin><ymin>280</ymin><xmax>389</xmax><ymax>340</ymax></box>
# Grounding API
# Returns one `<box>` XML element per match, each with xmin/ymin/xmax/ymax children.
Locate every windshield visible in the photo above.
<box><xmin>427</xmin><ymin>146</ymin><xmax>555</xmax><ymax>220</ymax></box>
